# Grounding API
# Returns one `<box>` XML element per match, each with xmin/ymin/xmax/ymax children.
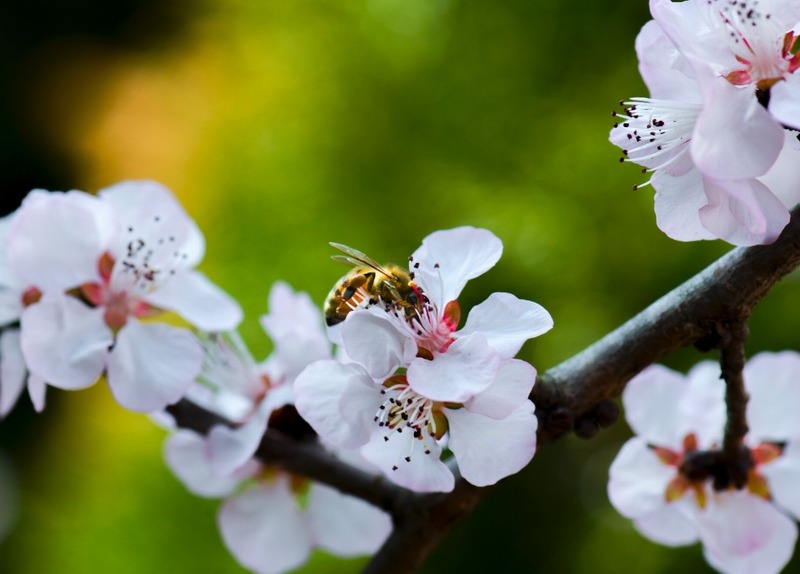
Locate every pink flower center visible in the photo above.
<box><xmin>707</xmin><ymin>0</ymin><xmax>800</xmax><ymax>89</ymax></box>
<box><xmin>80</xmin><ymin>252</ymin><xmax>160</xmax><ymax>331</ymax></box>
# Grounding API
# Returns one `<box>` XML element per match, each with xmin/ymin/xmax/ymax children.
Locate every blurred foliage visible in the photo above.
<box><xmin>3</xmin><ymin>0</ymin><xmax>800</xmax><ymax>573</ymax></box>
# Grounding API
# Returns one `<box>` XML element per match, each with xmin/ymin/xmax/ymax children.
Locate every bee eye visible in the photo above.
<box><xmin>407</xmin><ymin>292</ymin><xmax>418</xmax><ymax>305</ymax></box>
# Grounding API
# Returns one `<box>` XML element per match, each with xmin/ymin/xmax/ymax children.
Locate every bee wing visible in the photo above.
<box><xmin>329</xmin><ymin>242</ymin><xmax>393</xmax><ymax>276</ymax></box>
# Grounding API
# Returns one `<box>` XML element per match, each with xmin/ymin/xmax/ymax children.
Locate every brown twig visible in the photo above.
<box><xmin>534</xmin><ymin>203</ymin><xmax>800</xmax><ymax>446</ymax></box>
<box><xmin>168</xmin><ymin>204</ymin><xmax>800</xmax><ymax>574</ymax></box>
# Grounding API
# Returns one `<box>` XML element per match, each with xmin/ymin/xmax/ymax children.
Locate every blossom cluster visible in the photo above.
<box><xmin>0</xmin><ymin>183</ymin><xmax>553</xmax><ymax>573</ymax></box>
<box><xmin>610</xmin><ymin>352</ymin><xmax>800</xmax><ymax>574</ymax></box>
<box><xmin>611</xmin><ymin>0</ymin><xmax>800</xmax><ymax>246</ymax></box>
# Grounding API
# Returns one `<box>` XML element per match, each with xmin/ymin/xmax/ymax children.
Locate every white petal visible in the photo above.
<box><xmin>0</xmin><ymin>289</ymin><xmax>23</xmax><ymax>328</ymax></box>
<box><xmin>447</xmin><ymin>401</ymin><xmax>537</xmax><ymax>487</ymax></box>
<box><xmin>218</xmin><ymin>480</ymin><xmax>313</xmax><ymax>574</ymax></box>
<box><xmin>651</xmin><ymin>168</ymin><xmax>717</xmax><ymax>242</ymax></box>
<box><xmin>465</xmin><ymin>359</ymin><xmax>537</xmax><ymax>420</ymax></box>
<box><xmin>143</xmin><ymin>270</ymin><xmax>243</xmax><ymax>332</ymax></box>
<box><xmin>698</xmin><ymin>492</ymin><xmax>797</xmax><ymax>574</ymax></box>
<box><xmin>622</xmin><ymin>364</ymin><xmax>688</xmax><ymax>449</ymax></box>
<box><xmin>8</xmin><ymin>190</ymin><xmax>112</xmax><ymax>292</ymax></box>
<box><xmin>337</xmin><ymin>371</ymin><xmax>385</xmax><ymax>443</ymax></box>
<box><xmin>699</xmin><ymin>177</ymin><xmax>789</xmax><ymax>246</ymax></box>
<box><xmin>206</xmin><ymin>391</ymin><xmax>291</xmax><ymax>477</ymax></box>
<box><xmin>26</xmin><ymin>373</ymin><xmax>46</xmax><ymax>413</ymax></box>
<box><xmin>407</xmin><ymin>332</ymin><xmax>500</xmax><ymax>403</ymax></box>
<box><xmin>459</xmin><ymin>293</ymin><xmax>553</xmax><ymax>359</ymax></box>
<box><xmin>743</xmin><ymin>351</ymin><xmax>800</xmax><ymax>442</ymax></box>
<box><xmin>607</xmin><ymin>438</ymin><xmax>676</xmax><ymax>519</ymax></box>
<box><xmin>106</xmin><ymin>320</ymin><xmax>202</xmax><ymax>412</ymax></box>
<box><xmin>361</xmin><ymin>425</ymin><xmax>454</xmax><ymax>492</ymax></box>
<box><xmin>0</xmin><ymin>329</ymin><xmax>26</xmax><ymax>417</ymax></box>
<box><xmin>680</xmin><ymin>361</ymin><xmax>726</xmax><ymax>450</ymax></box>
<box><xmin>770</xmin><ymin>65</ymin><xmax>800</xmax><ymax>130</ymax></box>
<box><xmin>650</xmin><ymin>0</ymin><xmax>746</xmax><ymax>76</ymax></box>
<box><xmin>635</xmin><ymin>20</ymin><xmax>701</xmax><ymax>102</ymax></box>
<box><xmin>20</xmin><ymin>293</ymin><xmax>111</xmax><ymax>390</ymax></box>
<box><xmin>341</xmin><ymin>310</ymin><xmax>411</xmax><ymax>380</ymax></box>
<box><xmin>99</xmin><ymin>180</ymin><xmax>205</xmax><ymax>267</ymax></box>
<box><xmin>294</xmin><ymin>361</ymin><xmax>374</xmax><ymax>449</ymax></box>
<box><xmin>307</xmin><ymin>483</ymin><xmax>392</xmax><ymax>555</ymax></box>
<box><xmin>691</xmin><ymin>77</ymin><xmax>784</xmax><ymax>180</ymax></box>
<box><xmin>758</xmin><ymin>132</ymin><xmax>800</xmax><ymax>209</ymax></box>
<box><xmin>164</xmin><ymin>429</ymin><xmax>256</xmax><ymax>498</ymax></box>
<box><xmin>411</xmin><ymin>227</ymin><xmax>502</xmax><ymax>306</ymax></box>
<box><xmin>633</xmin><ymin>502</ymin><xmax>700</xmax><ymax>547</ymax></box>
<box><xmin>761</xmin><ymin>440</ymin><xmax>800</xmax><ymax>520</ymax></box>
<box><xmin>261</xmin><ymin>281</ymin><xmax>326</xmax><ymax>344</ymax></box>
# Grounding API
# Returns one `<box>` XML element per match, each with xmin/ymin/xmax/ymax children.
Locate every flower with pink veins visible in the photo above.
<box><xmin>611</xmin><ymin>18</ymin><xmax>790</xmax><ymax>246</ymax></box>
<box><xmin>609</xmin><ymin>353</ymin><xmax>800</xmax><ymax>574</ymax></box>
<box><xmin>164</xmin><ymin>429</ymin><xmax>391</xmax><ymax>574</ymax></box>
<box><xmin>650</xmin><ymin>0</ymin><xmax>800</xmax><ymax>133</ymax></box>
<box><xmin>0</xmin><ymin>209</ymin><xmax>46</xmax><ymax>417</ymax></box>
<box><xmin>184</xmin><ymin>281</ymin><xmax>332</xmax><ymax>478</ymax></box>
<box><xmin>9</xmin><ymin>181</ymin><xmax>242</xmax><ymax>412</ymax></box>
<box><xmin>295</xmin><ymin>227</ymin><xmax>551</xmax><ymax>492</ymax></box>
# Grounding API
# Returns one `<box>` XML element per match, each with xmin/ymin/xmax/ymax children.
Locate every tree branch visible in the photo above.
<box><xmin>169</xmin><ymin>205</ymin><xmax>800</xmax><ymax>574</ymax></box>
<box><xmin>534</xmin><ymin>204</ymin><xmax>800</xmax><ymax>445</ymax></box>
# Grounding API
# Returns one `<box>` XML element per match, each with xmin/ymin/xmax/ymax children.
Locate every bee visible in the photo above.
<box><xmin>324</xmin><ymin>242</ymin><xmax>425</xmax><ymax>327</ymax></box>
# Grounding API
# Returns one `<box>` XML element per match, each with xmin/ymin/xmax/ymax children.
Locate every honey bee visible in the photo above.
<box><xmin>324</xmin><ymin>242</ymin><xmax>425</xmax><ymax>327</ymax></box>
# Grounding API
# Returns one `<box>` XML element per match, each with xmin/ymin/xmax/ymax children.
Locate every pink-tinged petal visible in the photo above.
<box><xmin>633</xmin><ymin>502</ymin><xmax>699</xmax><ymax>547</ymax></box>
<box><xmin>338</xmin><ymin>373</ymin><xmax>385</xmax><ymax>445</ymax></box>
<box><xmin>650</xmin><ymin>0</ymin><xmax>741</xmax><ymax>76</ymax></box>
<box><xmin>651</xmin><ymin>168</ymin><xmax>717</xmax><ymax>242</ymax></box>
<box><xmin>164</xmin><ymin>429</ymin><xmax>258</xmax><ymax>498</ymax></box>
<box><xmin>106</xmin><ymin>320</ymin><xmax>202</xmax><ymax>412</ymax></box>
<box><xmin>0</xmin><ymin>329</ymin><xmax>26</xmax><ymax>417</ymax></box>
<box><xmin>691</xmin><ymin>77</ymin><xmax>783</xmax><ymax>180</ymax></box>
<box><xmin>260</xmin><ymin>282</ymin><xmax>330</xmax><ymax>381</ymax></box>
<box><xmin>360</xmin><ymin>426</ymin><xmax>454</xmax><ymax>492</ymax></box>
<box><xmin>698</xmin><ymin>491</ymin><xmax>796</xmax><ymax>574</ymax></box>
<box><xmin>699</xmin><ymin>177</ymin><xmax>789</xmax><ymax>246</ymax></box>
<box><xmin>207</xmin><ymin>400</ymin><xmax>272</xmax><ymax>477</ymax></box>
<box><xmin>770</xmin><ymin>73</ymin><xmax>800</xmax><ymax>131</ymax></box>
<box><xmin>635</xmin><ymin>19</ymin><xmax>701</xmax><ymax>102</ymax></box>
<box><xmin>143</xmin><ymin>270</ymin><xmax>242</xmax><ymax>332</ymax></box>
<box><xmin>407</xmin><ymin>332</ymin><xmax>500</xmax><ymax>403</ymax></box>
<box><xmin>744</xmin><ymin>352</ymin><xmax>800</xmax><ymax>442</ymax></box>
<box><xmin>465</xmin><ymin>359</ymin><xmax>537</xmax><ymax>420</ymax></box>
<box><xmin>608</xmin><ymin>438</ymin><xmax>677</xmax><ymax>518</ymax></box>
<box><xmin>622</xmin><ymin>364</ymin><xmax>687</xmax><ymax>448</ymax></box>
<box><xmin>758</xmin><ymin>133</ymin><xmax>800</xmax><ymax>209</ymax></box>
<box><xmin>342</xmin><ymin>311</ymin><xmax>413</xmax><ymax>380</ymax></box>
<box><xmin>308</xmin><ymin>483</ymin><xmax>392</xmax><ymax>555</ymax></box>
<box><xmin>459</xmin><ymin>293</ymin><xmax>553</xmax><ymax>359</ymax></box>
<box><xmin>27</xmin><ymin>373</ymin><xmax>46</xmax><ymax>413</ymax></box>
<box><xmin>218</xmin><ymin>480</ymin><xmax>313</xmax><ymax>574</ymax></box>
<box><xmin>760</xmin><ymin>440</ymin><xmax>800</xmax><ymax>519</ymax></box>
<box><xmin>261</xmin><ymin>281</ymin><xmax>325</xmax><ymax>344</ymax></box>
<box><xmin>679</xmin><ymin>361</ymin><xmax>726</xmax><ymax>449</ymax></box>
<box><xmin>295</xmin><ymin>361</ymin><xmax>374</xmax><ymax>449</ymax></box>
<box><xmin>20</xmin><ymin>293</ymin><xmax>111</xmax><ymax>390</ymax></box>
<box><xmin>99</xmin><ymin>180</ymin><xmax>205</xmax><ymax>266</ymax></box>
<box><xmin>8</xmin><ymin>190</ymin><xmax>113</xmax><ymax>291</ymax></box>
<box><xmin>411</xmin><ymin>227</ymin><xmax>503</xmax><ymax>306</ymax></box>
<box><xmin>447</xmin><ymin>401</ymin><xmax>537</xmax><ymax>487</ymax></box>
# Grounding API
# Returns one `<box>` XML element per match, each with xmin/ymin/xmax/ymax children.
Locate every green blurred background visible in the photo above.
<box><xmin>2</xmin><ymin>0</ymin><xmax>800</xmax><ymax>572</ymax></box>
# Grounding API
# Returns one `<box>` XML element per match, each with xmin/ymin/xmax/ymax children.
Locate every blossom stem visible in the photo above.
<box><xmin>719</xmin><ymin>319</ymin><xmax>750</xmax><ymax>465</ymax></box>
